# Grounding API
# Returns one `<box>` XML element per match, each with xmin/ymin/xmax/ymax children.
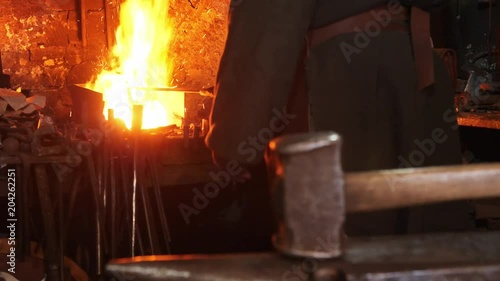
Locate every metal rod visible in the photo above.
<box><xmin>134</xmin><ymin>135</ymin><xmax>160</xmax><ymax>254</ymax></box>
<box><xmin>85</xmin><ymin>155</ymin><xmax>109</xmax><ymax>253</ymax></box>
<box><xmin>34</xmin><ymin>165</ymin><xmax>60</xmax><ymax>281</ymax></box>
<box><xmin>100</xmin><ymin>137</ymin><xmax>111</xmax><ymax>259</ymax></box>
<box><xmin>345</xmin><ymin>163</ymin><xmax>500</xmax><ymax>213</ymax></box>
<box><xmin>108</xmin><ymin>107</ymin><xmax>117</xmax><ymax>257</ymax></box>
<box><xmin>131</xmin><ymin>105</ymin><xmax>143</xmax><ymax>257</ymax></box>
<box><xmin>139</xmin><ymin>164</ymin><xmax>158</xmax><ymax>255</ymax></box>
<box><xmin>64</xmin><ymin>173</ymin><xmax>82</xmax><ymax>242</ymax></box>
<box><xmin>110</xmin><ymin>146</ymin><xmax>117</xmax><ymax>258</ymax></box>
<box><xmin>58</xmin><ymin>179</ymin><xmax>64</xmax><ymax>281</ymax></box>
<box><xmin>148</xmin><ymin>153</ymin><xmax>171</xmax><ymax>253</ymax></box>
<box><xmin>119</xmin><ymin>149</ymin><xmax>144</xmax><ymax>256</ymax></box>
<box><xmin>97</xmin><ymin>211</ymin><xmax>102</xmax><ymax>276</ymax></box>
<box><xmin>86</xmin><ymin>153</ymin><xmax>107</xmax><ymax>276</ymax></box>
<box><xmin>95</xmin><ymin>147</ymin><xmax>105</xmax><ymax>275</ymax></box>
<box><xmin>103</xmin><ymin>144</ymin><xmax>109</xmax><ymax>215</ymax></box>
<box><xmin>130</xmin><ymin>86</ymin><xmax>202</xmax><ymax>94</ymax></box>
<box><xmin>118</xmin><ymin>149</ymin><xmax>132</xmax><ymax>242</ymax></box>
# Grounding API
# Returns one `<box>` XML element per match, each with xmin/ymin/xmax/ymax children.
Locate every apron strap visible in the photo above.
<box><xmin>410</xmin><ymin>6</ymin><xmax>435</xmax><ymax>91</ymax></box>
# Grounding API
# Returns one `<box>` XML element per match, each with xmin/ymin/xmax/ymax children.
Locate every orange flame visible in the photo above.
<box><xmin>89</xmin><ymin>0</ymin><xmax>184</xmax><ymax>130</ymax></box>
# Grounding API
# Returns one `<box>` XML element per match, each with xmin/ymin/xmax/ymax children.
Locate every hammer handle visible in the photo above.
<box><xmin>345</xmin><ymin>163</ymin><xmax>500</xmax><ymax>213</ymax></box>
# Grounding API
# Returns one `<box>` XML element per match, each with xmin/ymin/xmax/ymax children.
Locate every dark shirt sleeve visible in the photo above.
<box><xmin>205</xmin><ymin>0</ymin><xmax>317</xmax><ymax>165</ymax></box>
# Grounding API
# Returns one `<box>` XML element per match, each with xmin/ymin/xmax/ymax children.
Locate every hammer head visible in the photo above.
<box><xmin>266</xmin><ymin>131</ymin><xmax>345</xmax><ymax>259</ymax></box>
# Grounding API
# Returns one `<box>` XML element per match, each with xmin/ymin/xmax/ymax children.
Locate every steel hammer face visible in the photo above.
<box><xmin>266</xmin><ymin>131</ymin><xmax>345</xmax><ymax>259</ymax></box>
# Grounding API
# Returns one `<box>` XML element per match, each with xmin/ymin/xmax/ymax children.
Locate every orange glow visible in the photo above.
<box><xmin>89</xmin><ymin>0</ymin><xmax>184</xmax><ymax>130</ymax></box>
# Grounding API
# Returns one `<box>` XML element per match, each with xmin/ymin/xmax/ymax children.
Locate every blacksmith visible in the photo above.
<box><xmin>205</xmin><ymin>0</ymin><xmax>468</xmax><ymax>240</ymax></box>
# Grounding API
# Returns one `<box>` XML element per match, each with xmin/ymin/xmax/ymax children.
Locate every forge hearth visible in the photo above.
<box><xmin>0</xmin><ymin>0</ymin><xmax>230</xmax><ymax>121</ymax></box>
<box><xmin>0</xmin><ymin>81</ymin><xmax>214</xmax><ymax>276</ymax></box>
<box><xmin>0</xmin><ymin>1</ymin><xmax>233</xmax><ymax>279</ymax></box>
<box><xmin>68</xmin><ymin>84</ymin><xmax>212</xmax><ymax>131</ymax></box>
<box><xmin>1</xmin><ymin>0</ymin><xmax>225</xmax><ymax>187</ymax></box>
<box><xmin>0</xmin><ymin>81</ymin><xmax>215</xmax><ymax>280</ymax></box>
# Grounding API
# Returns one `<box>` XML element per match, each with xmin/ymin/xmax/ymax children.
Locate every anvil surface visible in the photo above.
<box><xmin>107</xmin><ymin>231</ymin><xmax>500</xmax><ymax>281</ymax></box>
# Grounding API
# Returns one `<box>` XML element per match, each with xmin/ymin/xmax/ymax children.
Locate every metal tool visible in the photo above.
<box><xmin>131</xmin><ymin>86</ymin><xmax>206</xmax><ymax>95</ymax></box>
<box><xmin>131</xmin><ymin>104</ymin><xmax>143</xmax><ymax>257</ymax></box>
<box><xmin>106</xmin><ymin>131</ymin><xmax>500</xmax><ymax>280</ymax></box>
<box><xmin>268</xmin><ymin>132</ymin><xmax>500</xmax><ymax>258</ymax></box>
<box><xmin>34</xmin><ymin>164</ymin><xmax>61</xmax><ymax>281</ymax></box>
<box><xmin>458</xmin><ymin>64</ymin><xmax>500</xmax><ymax>111</ymax></box>
<box><xmin>266</xmin><ymin>132</ymin><xmax>345</xmax><ymax>258</ymax></box>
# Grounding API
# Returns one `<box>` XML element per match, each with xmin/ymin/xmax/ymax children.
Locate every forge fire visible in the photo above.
<box><xmin>0</xmin><ymin>0</ymin><xmax>227</xmax><ymax>125</ymax></box>
<box><xmin>89</xmin><ymin>0</ymin><xmax>184</xmax><ymax>130</ymax></box>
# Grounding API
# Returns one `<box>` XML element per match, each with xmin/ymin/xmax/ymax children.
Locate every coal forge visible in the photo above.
<box><xmin>0</xmin><ymin>0</ymin><xmax>233</xmax><ymax>280</ymax></box>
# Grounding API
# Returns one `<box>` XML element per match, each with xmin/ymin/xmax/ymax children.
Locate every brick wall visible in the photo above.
<box><xmin>0</xmin><ymin>0</ymin><xmax>230</xmax><ymax>120</ymax></box>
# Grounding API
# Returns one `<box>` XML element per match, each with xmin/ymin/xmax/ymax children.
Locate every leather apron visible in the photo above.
<box><xmin>285</xmin><ymin>5</ymin><xmax>434</xmax><ymax>134</ymax></box>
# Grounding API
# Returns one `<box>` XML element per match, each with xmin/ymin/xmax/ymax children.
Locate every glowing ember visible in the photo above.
<box><xmin>88</xmin><ymin>0</ymin><xmax>184</xmax><ymax>130</ymax></box>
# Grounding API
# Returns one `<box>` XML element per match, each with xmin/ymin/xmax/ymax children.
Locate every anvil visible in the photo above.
<box><xmin>106</xmin><ymin>132</ymin><xmax>500</xmax><ymax>281</ymax></box>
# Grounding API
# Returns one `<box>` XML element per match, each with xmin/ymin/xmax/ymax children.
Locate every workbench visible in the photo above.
<box><xmin>457</xmin><ymin>112</ymin><xmax>500</xmax><ymax>130</ymax></box>
<box><xmin>457</xmin><ymin>111</ymin><xmax>500</xmax><ymax>226</ymax></box>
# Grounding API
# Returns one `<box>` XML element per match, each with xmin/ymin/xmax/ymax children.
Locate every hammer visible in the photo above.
<box><xmin>266</xmin><ymin>131</ymin><xmax>500</xmax><ymax>259</ymax></box>
<box><xmin>106</xmin><ymin>131</ymin><xmax>500</xmax><ymax>280</ymax></box>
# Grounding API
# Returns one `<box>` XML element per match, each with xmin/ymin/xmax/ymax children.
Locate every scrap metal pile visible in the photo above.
<box><xmin>0</xmin><ymin>86</ymin><xmax>106</xmax><ymax>281</ymax></box>
<box><xmin>0</xmin><ymin>88</ymin><xmax>98</xmax><ymax>167</ymax></box>
<box><xmin>0</xmin><ymin>88</ymin><xmax>45</xmax><ymax>156</ymax></box>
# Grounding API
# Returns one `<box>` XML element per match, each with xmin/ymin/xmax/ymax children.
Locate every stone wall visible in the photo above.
<box><xmin>0</xmin><ymin>0</ymin><xmax>230</xmax><ymax>120</ymax></box>
<box><xmin>169</xmin><ymin>0</ymin><xmax>230</xmax><ymax>90</ymax></box>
